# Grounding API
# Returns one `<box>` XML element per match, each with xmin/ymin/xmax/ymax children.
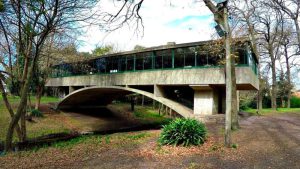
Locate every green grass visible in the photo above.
<box><xmin>244</xmin><ymin>108</ymin><xmax>300</xmax><ymax>115</ymax></box>
<box><xmin>133</xmin><ymin>106</ymin><xmax>172</xmax><ymax>125</ymax></box>
<box><xmin>0</xmin><ymin>95</ymin><xmax>59</xmax><ymax>104</ymax></box>
<box><xmin>32</xmin><ymin>131</ymin><xmax>151</xmax><ymax>151</ymax></box>
<box><xmin>0</xmin><ymin>95</ymin><xmax>66</xmax><ymax>142</ymax></box>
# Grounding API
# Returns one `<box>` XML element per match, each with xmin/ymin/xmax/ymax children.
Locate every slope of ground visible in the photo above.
<box><xmin>0</xmin><ymin>112</ymin><xmax>299</xmax><ymax>169</ymax></box>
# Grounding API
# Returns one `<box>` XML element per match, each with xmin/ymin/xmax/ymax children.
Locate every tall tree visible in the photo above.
<box><xmin>0</xmin><ymin>0</ymin><xmax>98</xmax><ymax>151</ymax></box>
<box><xmin>231</xmin><ymin>0</ymin><xmax>263</xmax><ymax>113</ymax></box>
<box><xmin>255</xmin><ymin>5</ymin><xmax>284</xmax><ymax>110</ymax></box>
<box><xmin>203</xmin><ymin>0</ymin><xmax>237</xmax><ymax>146</ymax></box>
<box><xmin>271</xmin><ymin>0</ymin><xmax>300</xmax><ymax>50</ymax></box>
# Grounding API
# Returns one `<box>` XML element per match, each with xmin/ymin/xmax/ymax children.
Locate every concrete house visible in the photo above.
<box><xmin>46</xmin><ymin>39</ymin><xmax>259</xmax><ymax>120</ymax></box>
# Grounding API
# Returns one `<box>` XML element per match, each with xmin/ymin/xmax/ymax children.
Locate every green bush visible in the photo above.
<box><xmin>30</xmin><ymin>109</ymin><xmax>44</xmax><ymax>117</ymax></box>
<box><xmin>158</xmin><ymin>118</ymin><xmax>207</xmax><ymax>146</ymax></box>
<box><xmin>291</xmin><ymin>96</ymin><xmax>300</xmax><ymax>108</ymax></box>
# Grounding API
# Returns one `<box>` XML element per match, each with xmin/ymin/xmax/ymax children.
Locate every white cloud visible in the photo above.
<box><xmin>78</xmin><ymin>0</ymin><xmax>215</xmax><ymax>52</ymax></box>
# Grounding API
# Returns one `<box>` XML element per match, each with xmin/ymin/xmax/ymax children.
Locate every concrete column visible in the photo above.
<box><xmin>222</xmin><ymin>91</ymin><xmax>226</xmax><ymax>114</ymax></box>
<box><xmin>191</xmin><ymin>85</ymin><xmax>218</xmax><ymax>115</ymax></box>
<box><xmin>69</xmin><ymin>86</ymin><xmax>76</xmax><ymax>94</ymax></box>
<box><xmin>154</xmin><ymin>85</ymin><xmax>165</xmax><ymax>97</ymax></box>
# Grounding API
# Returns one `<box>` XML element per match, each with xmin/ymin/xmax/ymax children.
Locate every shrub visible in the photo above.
<box><xmin>158</xmin><ymin>118</ymin><xmax>207</xmax><ymax>146</ymax></box>
<box><xmin>291</xmin><ymin>96</ymin><xmax>300</xmax><ymax>108</ymax></box>
<box><xmin>30</xmin><ymin>109</ymin><xmax>44</xmax><ymax>117</ymax></box>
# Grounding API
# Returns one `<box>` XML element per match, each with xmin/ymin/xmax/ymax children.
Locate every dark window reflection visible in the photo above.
<box><xmin>51</xmin><ymin>44</ymin><xmax>253</xmax><ymax>77</ymax></box>
<box><xmin>174</xmin><ymin>48</ymin><xmax>184</xmax><ymax>68</ymax></box>
<box><xmin>136</xmin><ymin>54</ymin><xmax>144</xmax><ymax>70</ymax></box>
<box><xmin>127</xmin><ymin>55</ymin><xmax>134</xmax><ymax>71</ymax></box>
<box><xmin>154</xmin><ymin>51</ymin><xmax>162</xmax><ymax>69</ymax></box>
<box><xmin>96</xmin><ymin>58</ymin><xmax>106</xmax><ymax>73</ymax></box>
<box><xmin>144</xmin><ymin>55</ymin><xmax>152</xmax><ymax>70</ymax></box>
<box><xmin>196</xmin><ymin>52</ymin><xmax>207</xmax><ymax>66</ymax></box>
<box><xmin>184</xmin><ymin>47</ymin><xmax>196</xmax><ymax>67</ymax></box>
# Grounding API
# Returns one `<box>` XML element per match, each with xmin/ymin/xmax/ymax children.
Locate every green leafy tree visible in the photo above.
<box><xmin>0</xmin><ymin>0</ymin><xmax>99</xmax><ymax>152</ymax></box>
<box><xmin>92</xmin><ymin>45</ymin><xmax>115</xmax><ymax>56</ymax></box>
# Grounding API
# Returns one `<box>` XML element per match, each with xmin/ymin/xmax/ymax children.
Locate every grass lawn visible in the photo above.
<box><xmin>0</xmin><ymin>95</ymin><xmax>171</xmax><ymax>144</ymax></box>
<box><xmin>244</xmin><ymin>108</ymin><xmax>300</xmax><ymax>115</ymax></box>
<box><xmin>0</xmin><ymin>95</ymin><xmax>73</xmax><ymax>142</ymax></box>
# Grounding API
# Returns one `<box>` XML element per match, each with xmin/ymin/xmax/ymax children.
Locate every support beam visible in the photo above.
<box><xmin>69</xmin><ymin>86</ymin><xmax>76</xmax><ymax>94</ymax></box>
<box><xmin>191</xmin><ymin>85</ymin><xmax>218</xmax><ymax>115</ymax></box>
<box><xmin>154</xmin><ymin>84</ymin><xmax>165</xmax><ymax>97</ymax></box>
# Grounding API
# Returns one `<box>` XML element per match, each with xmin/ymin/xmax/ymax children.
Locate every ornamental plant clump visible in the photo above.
<box><xmin>30</xmin><ymin>109</ymin><xmax>44</xmax><ymax>117</ymax></box>
<box><xmin>158</xmin><ymin>118</ymin><xmax>207</xmax><ymax>146</ymax></box>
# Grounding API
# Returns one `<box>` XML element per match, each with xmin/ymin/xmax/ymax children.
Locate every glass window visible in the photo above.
<box><xmin>184</xmin><ymin>47</ymin><xmax>196</xmax><ymax>67</ymax></box>
<box><xmin>127</xmin><ymin>55</ymin><xmax>134</xmax><ymax>71</ymax></box>
<box><xmin>154</xmin><ymin>52</ymin><xmax>162</xmax><ymax>69</ymax></box>
<box><xmin>208</xmin><ymin>54</ymin><xmax>219</xmax><ymax>66</ymax></box>
<box><xmin>143</xmin><ymin>55</ymin><xmax>153</xmax><ymax>70</ymax></box>
<box><xmin>196</xmin><ymin>52</ymin><xmax>207</xmax><ymax>66</ymax></box>
<box><xmin>106</xmin><ymin>57</ymin><xmax>118</xmax><ymax>73</ymax></box>
<box><xmin>136</xmin><ymin>54</ymin><xmax>144</xmax><ymax>70</ymax></box>
<box><xmin>236</xmin><ymin>48</ymin><xmax>247</xmax><ymax>65</ymax></box>
<box><xmin>95</xmin><ymin>58</ymin><xmax>106</xmax><ymax>73</ymax></box>
<box><xmin>118</xmin><ymin>57</ymin><xmax>126</xmax><ymax>72</ymax></box>
<box><xmin>174</xmin><ymin>48</ymin><xmax>184</xmax><ymax>68</ymax></box>
<box><xmin>157</xmin><ymin>50</ymin><xmax>172</xmax><ymax>69</ymax></box>
<box><xmin>87</xmin><ymin>60</ymin><xmax>96</xmax><ymax>74</ymax></box>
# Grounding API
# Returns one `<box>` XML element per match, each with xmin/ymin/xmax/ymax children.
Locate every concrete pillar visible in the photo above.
<box><xmin>191</xmin><ymin>85</ymin><xmax>218</xmax><ymax>115</ymax></box>
<box><xmin>222</xmin><ymin>91</ymin><xmax>226</xmax><ymax>114</ymax></box>
<box><xmin>154</xmin><ymin>85</ymin><xmax>165</xmax><ymax>97</ymax></box>
<box><xmin>69</xmin><ymin>86</ymin><xmax>76</xmax><ymax>94</ymax></box>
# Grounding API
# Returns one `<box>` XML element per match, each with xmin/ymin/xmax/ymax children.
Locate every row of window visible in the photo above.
<box><xmin>51</xmin><ymin>47</ymin><xmax>251</xmax><ymax>77</ymax></box>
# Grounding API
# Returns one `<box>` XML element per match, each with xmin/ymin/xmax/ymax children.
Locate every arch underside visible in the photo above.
<box><xmin>57</xmin><ymin>86</ymin><xmax>194</xmax><ymax>118</ymax></box>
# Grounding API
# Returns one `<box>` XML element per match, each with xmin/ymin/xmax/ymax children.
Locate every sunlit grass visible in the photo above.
<box><xmin>0</xmin><ymin>95</ymin><xmax>66</xmax><ymax>142</ymax></box>
<box><xmin>133</xmin><ymin>106</ymin><xmax>172</xmax><ymax>125</ymax></box>
<box><xmin>244</xmin><ymin>108</ymin><xmax>300</xmax><ymax>115</ymax></box>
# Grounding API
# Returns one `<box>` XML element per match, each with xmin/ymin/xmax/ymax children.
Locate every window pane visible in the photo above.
<box><xmin>174</xmin><ymin>48</ymin><xmax>184</xmax><ymax>68</ymax></box>
<box><xmin>96</xmin><ymin>58</ymin><xmax>106</xmax><ymax>73</ymax></box>
<box><xmin>208</xmin><ymin>54</ymin><xmax>218</xmax><ymax>65</ymax></box>
<box><xmin>157</xmin><ymin>50</ymin><xmax>172</xmax><ymax>69</ymax></box>
<box><xmin>184</xmin><ymin>47</ymin><xmax>195</xmax><ymax>67</ymax></box>
<box><xmin>127</xmin><ymin>56</ymin><xmax>134</xmax><ymax>71</ymax></box>
<box><xmin>136</xmin><ymin>54</ymin><xmax>143</xmax><ymax>70</ymax></box>
<box><xmin>144</xmin><ymin>55</ymin><xmax>152</xmax><ymax>70</ymax></box>
<box><xmin>236</xmin><ymin>49</ymin><xmax>247</xmax><ymax>65</ymax></box>
<box><xmin>196</xmin><ymin>52</ymin><xmax>207</xmax><ymax>66</ymax></box>
<box><xmin>118</xmin><ymin>57</ymin><xmax>126</xmax><ymax>72</ymax></box>
<box><xmin>154</xmin><ymin>52</ymin><xmax>162</xmax><ymax>69</ymax></box>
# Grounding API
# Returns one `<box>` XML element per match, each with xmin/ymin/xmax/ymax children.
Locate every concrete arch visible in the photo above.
<box><xmin>57</xmin><ymin>86</ymin><xmax>194</xmax><ymax>118</ymax></box>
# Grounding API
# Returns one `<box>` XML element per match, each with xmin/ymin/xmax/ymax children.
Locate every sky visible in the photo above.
<box><xmin>77</xmin><ymin>0</ymin><xmax>215</xmax><ymax>52</ymax></box>
<box><xmin>76</xmin><ymin>0</ymin><xmax>300</xmax><ymax>89</ymax></box>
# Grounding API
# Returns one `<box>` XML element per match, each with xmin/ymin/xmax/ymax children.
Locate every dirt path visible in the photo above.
<box><xmin>78</xmin><ymin>113</ymin><xmax>300</xmax><ymax>169</ymax></box>
<box><xmin>0</xmin><ymin>113</ymin><xmax>299</xmax><ymax>169</ymax></box>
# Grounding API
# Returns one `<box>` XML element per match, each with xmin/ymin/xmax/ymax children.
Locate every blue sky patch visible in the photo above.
<box><xmin>167</xmin><ymin>15</ymin><xmax>213</xmax><ymax>27</ymax></box>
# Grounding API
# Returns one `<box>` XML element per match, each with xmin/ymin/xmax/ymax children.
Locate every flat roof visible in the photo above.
<box><xmin>94</xmin><ymin>38</ymin><xmax>250</xmax><ymax>59</ymax></box>
<box><xmin>53</xmin><ymin>38</ymin><xmax>255</xmax><ymax>66</ymax></box>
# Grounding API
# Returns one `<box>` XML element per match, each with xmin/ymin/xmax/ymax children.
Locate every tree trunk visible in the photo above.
<box><xmin>294</xmin><ymin>18</ymin><xmax>300</xmax><ymax>50</ymax></box>
<box><xmin>20</xmin><ymin>106</ymin><xmax>27</xmax><ymax>142</ymax></box>
<box><xmin>141</xmin><ymin>95</ymin><xmax>144</xmax><ymax>107</ymax></box>
<box><xmin>231</xmin><ymin>54</ymin><xmax>239</xmax><ymax>130</ymax></box>
<box><xmin>35</xmin><ymin>86</ymin><xmax>43</xmax><ymax>110</ymax></box>
<box><xmin>224</xmin><ymin>6</ymin><xmax>232</xmax><ymax>147</ymax></box>
<box><xmin>5</xmin><ymin>60</ymin><xmax>35</xmax><ymax>151</ymax></box>
<box><xmin>0</xmin><ymin>80</ymin><xmax>23</xmax><ymax>140</ymax></box>
<box><xmin>247</xmin><ymin>22</ymin><xmax>262</xmax><ymax>113</ymax></box>
<box><xmin>271</xmin><ymin>59</ymin><xmax>277</xmax><ymax>110</ymax></box>
<box><xmin>284</xmin><ymin>44</ymin><xmax>291</xmax><ymax>108</ymax></box>
<box><xmin>268</xmin><ymin>42</ymin><xmax>277</xmax><ymax>110</ymax></box>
